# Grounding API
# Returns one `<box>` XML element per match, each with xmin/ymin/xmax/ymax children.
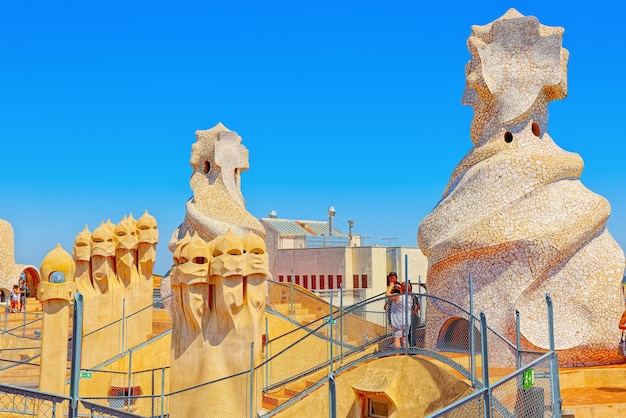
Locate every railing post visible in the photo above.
<box><xmin>121</xmin><ymin>298</ymin><xmax>126</xmax><ymax>354</ymax></box>
<box><xmin>404</xmin><ymin>280</ymin><xmax>409</xmax><ymax>356</ymax></box>
<box><xmin>469</xmin><ymin>274</ymin><xmax>475</xmax><ymax>388</ymax></box>
<box><xmin>328</xmin><ymin>372</ymin><xmax>336</xmax><ymax>418</ymax></box>
<box><xmin>151</xmin><ymin>368</ymin><xmax>155</xmax><ymax>418</ymax></box>
<box><xmin>69</xmin><ymin>292</ymin><xmax>84</xmax><ymax>418</ymax></box>
<box><xmin>515</xmin><ymin>309</ymin><xmax>521</xmax><ymax>369</ymax></box>
<box><xmin>339</xmin><ymin>283</ymin><xmax>344</xmax><ymax>364</ymax></box>
<box><xmin>249</xmin><ymin>341</ymin><xmax>255</xmax><ymax>418</ymax></box>
<box><xmin>404</xmin><ymin>253</ymin><xmax>408</xmax><ymax>283</ymax></box>
<box><xmin>289</xmin><ymin>279</ymin><xmax>294</xmax><ymax>321</ymax></box>
<box><xmin>127</xmin><ymin>348</ymin><xmax>133</xmax><ymax>412</ymax></box>
<box><xmin>265</xmin><ymin>317</ymin><xmax>269</xmax><ymax>389</ymax></box>
<box><xmin>417</xmin><ymin>275</ymin><xmax>423</xmax><ymax>326</ymax></box>
<box><xmin>546</xmin><ymin>294</ymin><xmax>562</xmax><ymax>417</ymax></box>
<box><xmin>480</xmin><ymin>311</ymin><xmax>490</xmax><ymax>418</ymax></box>
<box><xmin>160</xmin><ymin>367</ymin><xmax>166</xmax><ymax>418</ymax></box>
<box><xmin>329</xmin><ymin>290</ymin><xmax>333</xmax><ymax>374</ymax></box>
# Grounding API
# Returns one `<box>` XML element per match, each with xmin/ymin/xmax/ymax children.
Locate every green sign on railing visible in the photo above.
<box><xmin>523</xmin><ymin>368</ymin><xmax>534</xmax><ymax>389</ymax></box>
<box><xmin>80</xmin><ymin>371</ymin><xmax>92</xmax><ymax>379</ymax></box>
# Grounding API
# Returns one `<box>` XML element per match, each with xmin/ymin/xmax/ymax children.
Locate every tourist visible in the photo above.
<box><xmin>10</xmin><ymin>285</ymin><xmax>19</xmax><ymax>313</ymax></box>
<box><xmin>386</xmin><ymin>271</ymin><xmax>400</xmax><ymax>287</ymax></box>
<box><xmin>400</xmin><ymin>282</ymin><xmax>420</xmax><ymax>347</ymax></box>
<box><xmin>386</xmin><ymin>281</ymin><xmax>411</xmax><ymax>349</ymax></box>
<box><xmin>384</xmin><ymin>272</ymin><xmax>401</xmax><ymax>330</ymax></box>
<box><xmin>18</xmin><ymin>278</ymin><xmax>27</xmax><ymax>312</ymax></box>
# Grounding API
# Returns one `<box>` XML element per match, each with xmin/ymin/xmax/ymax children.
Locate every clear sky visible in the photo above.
<box><xmin>2</xmin><ymin>1</ymin><xmax>625</xmax><ymax>277</ymax></box>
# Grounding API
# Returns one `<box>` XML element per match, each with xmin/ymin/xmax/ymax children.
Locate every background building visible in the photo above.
<box><xmin>260</xmin><ymin>208</ymin><xmax>428</xmax><ymax>305</ymax></box>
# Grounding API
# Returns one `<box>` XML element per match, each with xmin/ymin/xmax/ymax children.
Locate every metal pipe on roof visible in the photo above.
<box><xmin>327</xmin><ymin>206</ymin><xmax>335</xmax><ymax>236</ymax></box>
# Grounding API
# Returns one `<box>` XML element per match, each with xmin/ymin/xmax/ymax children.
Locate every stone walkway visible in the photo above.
<box><xmin>560</xmin><ymin>363</ymin><xmax>626</xmax><ymax>417</ymax></box>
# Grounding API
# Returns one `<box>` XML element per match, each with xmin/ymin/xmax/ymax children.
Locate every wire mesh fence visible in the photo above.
<box><xmin>429</xmin><ymin>352</ymin><xmax>558</xmax><ymax>418</ymax></box>
<box><xmin>0</xmin><ymin>280</ymin><xmax>561</xmax><ymax>417</ymax></box>
<box><xmin>426</xmin><ymin>393</ymin><xmax>486</xmax><ymax>418</ymax></box>
<box><xmin>489</xmin><ymin>355</ymin><xmax>556</xmax><ymax>418</ymax></box>
<box><xmin>0</xmin><ymin>384</ymin><xmax>69</xmax><ymax>418</ymax></box>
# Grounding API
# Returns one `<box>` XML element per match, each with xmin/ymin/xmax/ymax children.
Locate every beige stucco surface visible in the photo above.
<box><xmin>38</xmin><ymin>244</ymin><xmax>76</xmax><ymax>396</ymax></box>
<box><xmin>168</xmin><ymin>123</ymin><xmax>265</xmax><ymax>250</ymax></box>
<box><xmin>272</xmin><ymin>356</ymin><xmax>473</xmax><ymax>418</ymax></box>
<box><xmin>163</xmin><ymin>127</ymin><xmax>269</xmax><ymax>415</ymax></box>
<box><xmin>417</xmin><ymin>9</ymin><xmax>626</xmax><ymax>367</ymax></box>
<box><xmin>71</xmin><ymin>212</ymin><xmax>159</xmax><ymax>370</ymax></box>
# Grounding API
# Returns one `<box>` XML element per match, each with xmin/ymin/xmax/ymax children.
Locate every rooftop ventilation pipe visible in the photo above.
<box><xmin>327</xmin><ymin>206</ymin><xmax>335</xmax><ymax>236</ymax></box>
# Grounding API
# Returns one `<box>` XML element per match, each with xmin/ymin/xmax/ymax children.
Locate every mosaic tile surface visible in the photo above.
<box><xmin>417</xmin><ymin>9</ymin><xmax>626</xmax><ymax>367</ymax></box>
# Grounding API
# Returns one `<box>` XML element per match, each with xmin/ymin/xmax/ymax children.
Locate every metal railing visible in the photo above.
<box><xmin>0</xmin><ymin>279</ymin><xmax>561</xmax><ymax>417</ymax></box>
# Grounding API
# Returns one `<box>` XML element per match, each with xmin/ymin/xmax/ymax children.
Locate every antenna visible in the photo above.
<box><xmin>380</xmin><ymin>237</ymin><xmax>397</xmax><ymax>246</ymax></box>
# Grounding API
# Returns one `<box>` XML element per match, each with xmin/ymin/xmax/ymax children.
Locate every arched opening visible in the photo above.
<box><xmin>20</xmin><ymin>267</ymin><xmax>41</xmax><ymax>300</ymax></box>
<box><xmin>0</xmin><ymin>288</ymin><xmax>9</xmax><ymax>303</ymax></box>
<box><xmin>436</xmin><ymin>317</ymin><xmax>482</xmax><ymax>353</ymax></box>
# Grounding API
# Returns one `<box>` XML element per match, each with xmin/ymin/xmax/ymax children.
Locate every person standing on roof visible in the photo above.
<box><xmin>386</xmin><ymin>277</ymin><xmax>411</xmax><ymax>348</ymax></box>
<box><xmin>18</xmin><ymin>278</ymin><xmax>28</xmax><ymax>312</ymax></box>
<box><xmin>384</xmin><ymin>272</ymin><xmax>401</xmax><ymax>327</ymax></box>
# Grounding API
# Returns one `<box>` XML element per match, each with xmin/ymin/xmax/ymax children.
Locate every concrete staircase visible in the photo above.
<box><xmin>262</xmin><ymin>373</ymin><xmax>323</xmax><ymax>409</ymax></box>
<box><xmin>149</xmin><ymin>308</ymin><xmax>172</xmax><ymax>338</ymax></box>
<box><xmin>271</xmin><ymin>302</ymin><xmax>319</xmax><ymax>324</ymax></box>
<box><xmin>0</xmin><ymin>302</ymin><xmax>174</xmax><ymax>389</ymax></box>
<box><xmin>0</xmin><ymin>298</ymin><xmax>46</xmax><ymax>387</ymax></box>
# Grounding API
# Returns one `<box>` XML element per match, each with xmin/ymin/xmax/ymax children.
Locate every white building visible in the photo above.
<box><xmin>260</xmin><ymin>210</ymin><xmax>428</xmax><ymax>305</ymax></box>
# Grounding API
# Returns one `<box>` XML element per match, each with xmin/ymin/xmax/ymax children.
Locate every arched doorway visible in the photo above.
<box><xmin>19</xmin><ymin>267</ymin><xmax>41</xmax><ymax>299</ymax></box>
<box><xmin>436</xmin><ymin>317</ymin><xmax>482</xmax><ymax>353</ymax></box>
<box><xmin>0</xmin><ymin>288</ymin><xmax>8</xmax><ymax>303</ymax></box>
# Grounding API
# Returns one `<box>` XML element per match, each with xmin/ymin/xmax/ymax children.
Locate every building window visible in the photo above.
<box><xmin>353</xmin><ymin>274</ymin><xmax>359</xmax><ymax>289</ymax></box>
<box><xmin>279</xmin><ymin>275</ymin><xmax>284</xmax><ymax>282</ymax></box>
<box><xmin>367</xmin><ymin>397</ymin><xmax>390</xmax><ymax>417</ymax></box>
<box><xmin>328</xmin><ymin>275</ymin><xmax>334</xmax><ymax>290</ymax></box>
<box><xmin>320</xmin><ymin>275</ymin><xmax>325</xmax><ymax>290</ymax></box>
<box><xmin>337</xmin><ymin>275</ymin><xmax>343</xmax><ymax>289</ymax></box>
<box><xmin>311</xmin><ymin>275</ymin><xmax>317</xmax><ymax>290</ymax></box>
<box><xmin>295</xmin><ymin>275</ymin><xmax>300</xmax><ymax>286</ymax></box>
<box><xmin>361</xmin><ymin>274</ymin><xmax>368</xmax><ymax>289</ymax></box>
<box><xmin>303</xmin><ymin>275</ymin><xmax>308</xmax><ymax>289</ymax></box>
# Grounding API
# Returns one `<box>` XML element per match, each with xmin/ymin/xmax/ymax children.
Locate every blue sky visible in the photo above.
<box><xmin>2</xmin><ymin>1</ymin><xmax>625</xmax><ymax>276</ymax></box>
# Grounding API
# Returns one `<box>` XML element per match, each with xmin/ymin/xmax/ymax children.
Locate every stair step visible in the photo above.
<box><xmin>295</xmin><ymin>313</ymin><xmax>317</xmax><ymax>323</ymax></box>
<box><xmin>272</xmin><ymin>303</ymin><xmax>304</xmax><ymax>315</ymax></box>
<box><xmin>152</xmin><ymin>309</ymin><xmax>170</xmax><ymax>321</ymax></box>
<box><xmin>262</xmin><ymin>391</ymin><xmax>292</xmax><ymax>407</ymax></box>
<box><xmin>152</xmin><ymin>320</ymin><xmax>172</xmax><ymax>334</ymax></box>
